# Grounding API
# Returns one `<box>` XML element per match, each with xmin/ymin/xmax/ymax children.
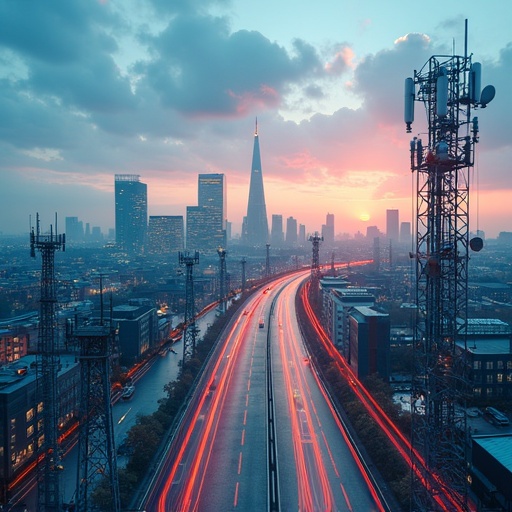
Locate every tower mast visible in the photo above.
<box><xmin>30</xmin><ymin>213</ymin><xmax>65</xmax><ymax>512</ymax></box>
<box><xmin>405</xmin><ymin>21</ymin><xmax>494</xmax><ymax>510</ymax></box>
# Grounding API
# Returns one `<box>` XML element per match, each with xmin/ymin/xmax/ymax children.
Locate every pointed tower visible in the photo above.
<box><xmin>245</xmin><ymin>119</ymin><xmax>269</xmax><ymax>246</ymax></box>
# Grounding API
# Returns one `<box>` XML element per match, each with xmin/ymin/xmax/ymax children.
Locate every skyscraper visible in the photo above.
<box><xmin>148</xmin><ymin>216</ymin><xmax>184</xmax><ymax>255</ymax></box>
<box><xmin>245</xmin><ymin>121</ymin><xmax>269</xmax><ymax>246</ymax></box>
<box><xmin>115</xmin><ymin>174</ymin><xmax>147</xmax><ymax>253</ymax></box>
<box><xmin>322</xmin><ymin>212</ymin><xmax>335</xmax><ymax>245</ymax></box>
<box><xmin>198</xmin><ymin>173</ymin><xmax>226</xmax><ymax>248</ymax></box>
<box><xmin>386</xmin><ymin>209</ymin><xmax>399</xmax><ymax>242</ymax></box>
<box><xmin>400</xmin><ymin>221</ymin><xmax>411</xmax><ymax>245</ymax></box>
<box><xmin>285</xmin><ymin>216</ymin><xmax>298</xmax><ymax>247</ymax></box>
<box><xmin>270</xmin><ymin>214</ymin><xmax>284</xmax><ymax>246</ymax></box>
<box><xmin>65</xmin><ymin>216</ymin><xmax>84</xmax><ymax>243</ymax></box>
<box><xmin>186</xmin><ymin>174</ymin><xmax>226</xmax><ymax>253</ymax></box>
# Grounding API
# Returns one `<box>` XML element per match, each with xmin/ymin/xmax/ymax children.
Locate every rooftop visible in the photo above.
<box><xmin>473</xmin><ymin>434</ymin><xmax>512</xmax><ymax>473</ymax></box>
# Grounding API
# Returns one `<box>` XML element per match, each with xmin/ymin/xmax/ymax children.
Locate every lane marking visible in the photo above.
<box><xmin>340</xmin><ymin>481</ymin><xmax>354</xmax><ymax>511</ymax></box>
<box><xmin>234</xmin><ymin>481</ymin><xmax>240</xmax><ymax>507</ymax></box>
<box><xmin>238</xmin><ymin>451</ymin><xmax>243</xmax><ymax>474</ymax></box>
<box><xmin>241</xmin><ymin>428</ymin><xmax>245</xmax><ymax>446</ymax></box>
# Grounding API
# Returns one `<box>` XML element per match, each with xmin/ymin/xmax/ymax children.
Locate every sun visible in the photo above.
<box><xmin>359</xmin><ymin>213</ymin><xmax>370</xmax><ymax>221</ymax></box>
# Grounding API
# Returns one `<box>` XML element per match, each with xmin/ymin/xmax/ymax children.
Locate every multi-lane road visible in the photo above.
<box><xmin>143</xmin><ymin>271</ymin><xmax>385</xmax><ymax>511</ymax></box>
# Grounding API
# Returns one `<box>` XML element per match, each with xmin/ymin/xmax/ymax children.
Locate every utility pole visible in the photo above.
<box><xmin>265</xmin><ymin>243</ymin><xmax>271</xmax><ymax>278</ymax></box>
<box><xmin>217</xmin><ymin>247</ymin><xmax>227</xmax><ymax>315</ymax></box>
<box><xmin>240</xmin><ymin>257</ymin><xmax>247</xmax><ymax>293</ymax></box>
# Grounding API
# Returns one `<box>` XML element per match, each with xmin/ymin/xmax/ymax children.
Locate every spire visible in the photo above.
<box><xmin>245</xmin><ymin>121</ymin><xmax>268</xmax><ymax>246</ymax></box>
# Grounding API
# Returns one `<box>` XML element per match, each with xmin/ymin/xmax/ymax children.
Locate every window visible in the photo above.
<box><xmin>26</xmin><ymin>408</ymin><xmax>34</xmax><ymax>422</ymax></box>
<box><xmin>497</xmin><ymin>374</ymin><xmax>503</xmax><ymax>383</ymax></box>
<box><xmin>37</xmin><ymin>402</ymin><xmax>43</xmax><ymax>414</ymax></box>
<box><xmin>473</xmin><ymin>360</ymin><xmax>481</xmax><ymax>370</ymax></box>
<box><xmin>507</xmin><ymin>361</ymin><xmax>512</xmax><ymax>370</ymax></box>
<box><xmin>486</xmin><ymin>387</ymin><xmax>493</xmax><ymax>397</ymax></box>
<box><xmin>26</xmin><ymin>425</ymin><xmax>34</xmax><ymax>438</ymax></box>
<box><xmin>486</xmin><ymin>375</ymin><xmax>493</xmax><ymax>384</ymax></box>
<box><xmin>485</xmin><ymin>361</ymin><xmax>493</xmax><ymax>370</ymax></box>
<box><xmin>497</xmin><ymin>360</ymin><xmax>504</xmax><ymax>370</ymax></box>
<box><xmin>473</xmin><ymin>387</ymin><xmax>481</xmax><ymax>396</ymax></box>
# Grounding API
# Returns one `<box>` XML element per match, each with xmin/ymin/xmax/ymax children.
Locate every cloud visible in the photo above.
<box><xmin>0</xmin><ymin>0</ymin><xmax>510</xmax><ymax>237</ymax></box>
<box><xmin>136</xmin><ymin>14</ymin><xmax>323</xmax><ymax>117</ymax></box>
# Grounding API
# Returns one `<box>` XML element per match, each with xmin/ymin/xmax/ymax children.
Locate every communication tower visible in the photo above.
<box><xmin>30</xmin><ymin>213</ymin><xmax>65</xmax><ymax>512</ymax></box>
<box><xmin>405</xmin><ymin>21</ymin><xmax>494</xmax><ymax>510</ymax></box>
<box><xmin>75</xmin><ymin>276</ymin><xmax>120</xmax><ymax>512</ymax></box>
<box><xmin>179</xmin><ymin>251</ymin><xmax>200</xmax><ymax>363</ymax></box>
<box><xmin>217</xmin><ymin>247</ymin><xmax>227</xmax><ymax>314</ymax></box>
<box><xmin>308</xmin><ymin>233</ymin><xmax>323</xmax><ymax>280</ymax></box>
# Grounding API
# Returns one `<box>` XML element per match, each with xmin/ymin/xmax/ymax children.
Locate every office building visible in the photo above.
<box><xmin>112</xmin><ymin>303</ymin><xmax>159</xmax><ymax>367</ymax></box>
<box><xmin>0</xmin><ymin>355</ymin><xmax>80</xmax><ymax>503</ymax></box>
<box><xmin>186</xmin><ymin>174</ymin><xmax>226</xmax><ymax>254</ymax></box>
<box><xmin>148</xmin><ymin>216</ymin><xmax>184</xmax><ymax>255</ymax></box>
<box><xmin>245</xmin><ymin>122</ymin><xmax>269</xmax><ymax>246</ymax></box>
<box><xmin>285</xmin><ymin>216</ymin><xmax>298</xmax><ymax>247</ymax></box>
<box><xmin>65</xmin><ymin>216</ymin><xmax>84</xmax><ymax>243</ymax></box>
<box><xmin>271</xmin><ymin>214</ymin><xmax>284</xmax><ymax>247</ymax></box>
<box><xmin>349</xmin><ymin>306</ymin><xmax>390</xmax><ymax>380</ymax></box>
<box><xmin>322</xmin><ymin>213</ymin><xmax>335</xmax><ymax>245</ymax></box>
<box><xmin>400</xmin><ymin>221</ymin><xmax>411</xmax><ymax>245</ymax></box>
<box><xmin>198</xmin><ymin>173</ymin><xmax>226</xmax><ymax>248</ymax></box>
<box><xmin>115</xmin><ymin>174</ymin><xmax>147</xmax><ymax>253</ymax></box>
<box><xmin>299</xmin><ymin>224</ymin><xmax>306</xmax><ymax>246</ymax></box>
<box><xmin>386</xmin><ymin>209</ymin><xmax>399</xmax><ymax>242</ymax></box>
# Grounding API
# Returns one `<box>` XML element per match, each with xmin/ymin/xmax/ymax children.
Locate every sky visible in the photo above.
<box><xmin>1</xmin><ymin>0</ymin><xmax>511</xmax><ymax>239</ymax></box>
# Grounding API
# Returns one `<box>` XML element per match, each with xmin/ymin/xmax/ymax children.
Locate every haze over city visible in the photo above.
<box><xmin>1</xmin><ymin>0</ymin><xmax>511</xmax><ymax>237</ymax></box>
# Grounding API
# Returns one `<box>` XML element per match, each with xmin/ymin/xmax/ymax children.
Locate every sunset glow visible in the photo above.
<box><xmin>1</xmin><ymin>2</ymin><xmax>510</xmax><ymax>238</ymax></box>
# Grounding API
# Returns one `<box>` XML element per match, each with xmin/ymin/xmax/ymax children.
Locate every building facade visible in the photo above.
<box><xmin>270</xmin><ymin>215</ymin><xmax>284</xmax><ymax>247</ymax></box>
<box><xmin>112</xmin><ymin>303</ymin><xmax>158</xmax><ymax>367</ymax></box>
<box><xmin>322</xmin><ymin>213</ymin><xmax>335</xmax><ymax>245</ymax></box>
<box><xmin>386</xmin><ymin>209</ymin><xmax>399</xmax><ymax>242</ymax></box>
<box><xmin>114</xmin><ymin>174</ymin><xmax>147</xmax><ymax>254</ymax></box>
<box><xmin>349</xmin><ymin>306</ymin><xmax>390</xmax><ymax>380</ymax></box>
<box><xmin>148</xmin><ymin>215</ymin><xmax>184</xmax><ymax>255</ymax></box>
<box><xmin>285</xmin><ymin>217</ymin><xmax>298</xmax><ymax>247</ymax></box>
<box><xmin>186</xmin><ymin>174</ymin><xmax>226</xmax><ymax>254</ymax></box>
<box><xmin>457</xmin><ymin>319</ymin><xmax>512</xmax><ymax>400</ymax></box>
<box><xmin>0</xmin><ymin>355</ymin><xmax>80</xmax><ymax>503</ymax></box>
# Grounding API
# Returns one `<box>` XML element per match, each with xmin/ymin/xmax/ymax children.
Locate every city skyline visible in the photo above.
<box><xmin>1</xmin><ymin>2</ymin><xmax>511</xmax><ymax>237</ymax></box>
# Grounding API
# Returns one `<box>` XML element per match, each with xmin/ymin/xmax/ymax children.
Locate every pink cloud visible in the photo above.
<box><xmin>228</xmin><ymin>84</ymin><xmax>280</xmax><ymax>115</ymax></box>
<box><xmin>325</xmin><ymin>46</ymin><xmax>355</xmax><ymax>75</ymax></box>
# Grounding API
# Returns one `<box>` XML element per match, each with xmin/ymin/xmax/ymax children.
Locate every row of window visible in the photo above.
<box><xmin>473</xmin><ymin>387</ymin><xmax>506</xmax><ymax>397</ymax></box>
<box><xmin>473</xmin><ymin>360</ymin><xmax>512</xmax><ymax>370</ymax></box>
<box><xmin>474</xmin><ymin>373</ymin><xmax>512</xmax><ymax>384</ymax></box>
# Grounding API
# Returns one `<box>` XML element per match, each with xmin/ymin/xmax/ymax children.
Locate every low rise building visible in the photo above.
<box><xmin>0</xmin><ymin>355</ymin><xmax>80</xmax><ymax>503</ymax></box>
<box><xmin>348</xmin><ymin>306</ymin><xmax>390</xmax><ymax>381</ymax></box>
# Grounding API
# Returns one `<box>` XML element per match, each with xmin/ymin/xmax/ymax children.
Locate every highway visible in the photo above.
<box><xmin>143</xmin><ymin>271</ymin><xmax>384</xmax><ymax>511</ymax></box>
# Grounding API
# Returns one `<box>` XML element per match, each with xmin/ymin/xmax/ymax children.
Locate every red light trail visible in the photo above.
<box><xmin>300</xmin><ymin>275</ymin><xmax>469</xmax><ymax>511</ymax></box>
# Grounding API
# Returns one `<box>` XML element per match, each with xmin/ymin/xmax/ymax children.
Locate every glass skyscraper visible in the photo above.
<box><xmin>186</xmin><ymin>174</ymin><xmax>226</xmax><ymax>254</ymax></box>
<box><xmin>115</xmin><ymin>174</ymin><xmax>147</xmax><ymax>253</ymax></box>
